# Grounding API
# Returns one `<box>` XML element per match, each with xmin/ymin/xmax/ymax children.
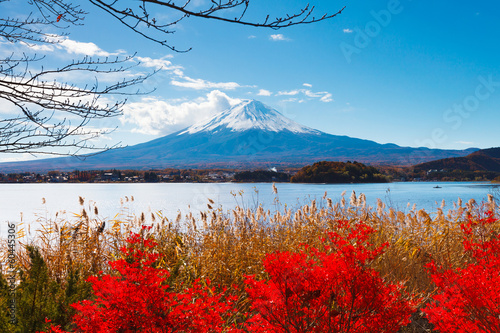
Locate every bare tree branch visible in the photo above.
<box><xmin>0</xmin><ymin>51</ymin><xmax>155</xmax><ymax>155</ymax></box>
<box><xmin>88</xmin><ymin>0</ymin><xmax>345</xmax><ymax>52</ymax></box>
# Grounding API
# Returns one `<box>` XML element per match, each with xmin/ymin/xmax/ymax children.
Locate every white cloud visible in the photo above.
<box><xmin>136</xmin><ymin>56</ymin><xmax>178</xmax><ymax>70</ymax></box>
<box><xmin>320</xmin><ymin>93</ymin><xmax>333</xmax><ymax>103</ymax></box>
<box><xmin>277</xmin><ymin>89</ymin><xmax>300</xmax><ymax>96</ymax></box>
<box><xmin>269</xmin><ymin>34</ymin><xmax>290</xmax><ymax>41</ymax></box>
<box><xmin>277</xmin><ymin>89</ymin><xmax>333</xmax><ymax>103</ymax></box>
<box><xmin>132</xmin><ymin>54</ymin><xmax>247</xmax><ymax>91</ymax></box>
<box><xmin>303</xmin><ymin>90</ymin><xmax>323</xmax><ymax>98</ymax></box>
<box><xmin>134</xmin><ymin>55</ymin><xmax>246</xmax><ymax>92</ymax></box>
<box><xmin>57</xmin><ymin>38</ymin><xmax>111</xmax><ymax>57</ymax></box>
<box><xmin>171</xmin><ymin>75</ymin><xmax>241</xmax><ymax>90</ymax></box>
<box><xmin>456</xmin><ymin>141</ymin><xmax>474</xmax><ymax>145</ymax></box>
<box><xmin>167</xmin><ymin>64</ymin><xmax>245</xmax><ymax>91</ymax></box>
<box><xmin>17</xmin><ymin>35</ymin><xmax>118</xmax><ymax>57</ymax></box>
<box><xmin>303</xmin><ymin>83</ymin><xmax>313</xmax><ymax>88</ymax></box>
<box><xmin>121</xmin><ymin>90</ymin><xmax>241</xmax><ymax>135</ymax></box>
<box><xmin>257</xmin><ymin>89</ymin><xmax>272</xmax><ymax>96</ymax></box>
<box><xmin>248</xmin><ymin>35</ymin><xmax>257</xmax><ymax>39</ymax></box>
<box><xmin>343</xmin><ymin>28</ymin><xmax>353</xmax><ymax>33</ymax></box>
<box><xmin>20</xmin><ymin>41</ymin><xmax>55</xmax><ymax>52</ymax></box>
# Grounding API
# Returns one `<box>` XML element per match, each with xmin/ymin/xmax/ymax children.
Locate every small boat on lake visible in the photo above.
<box><xmin>433</xmin><ymin>185</ymin><xmax>442</xmax><ymax>189</ymax></box>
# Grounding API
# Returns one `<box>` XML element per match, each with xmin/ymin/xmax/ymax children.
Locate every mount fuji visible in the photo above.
<box><xmin>0</xmin><ymin>100</ymin><xmax>477</xmax><ymax>172</ymax></box>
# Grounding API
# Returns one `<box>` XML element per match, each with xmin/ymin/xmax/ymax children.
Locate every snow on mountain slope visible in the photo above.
<box><xmin>179</xmin><ymin>100</ymin><xmax>321</xmax><ymax>135</ymax></box>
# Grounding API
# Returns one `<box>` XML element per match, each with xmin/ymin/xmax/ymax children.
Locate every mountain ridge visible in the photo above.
<box><xmin>414</xmin><ymin>147</ymin><xmax>500</xmax><ymax>172</ymax></box>
<box><xmin>0</xmin><ymin>100</ymin><xmax>479</xmax><ymax>172</ymax></box>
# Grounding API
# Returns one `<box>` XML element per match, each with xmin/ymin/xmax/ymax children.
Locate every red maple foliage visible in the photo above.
<box><xmin>42</xmin><ymin>221</ymin><xmax>421</xmax><ymax>332</ymax></box>
<box><xmin>44</xmin><ymin>228</ymin><xmax>239</xmax><ymax>333</ymax></box>
<box><xmin>244</xmin><ymin>220</ymin><xmax>417</xmax><ymax>333</ymax></box>
<box><xmin>424</xmin><ymin>211</ymin><xmax>500</xmax><ymax>333</ymax></box>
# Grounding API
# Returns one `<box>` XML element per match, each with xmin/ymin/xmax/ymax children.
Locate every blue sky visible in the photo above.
<box><xmin>2</xmin><ymin>0</ymin><xmax>500</xmax><ymax>162</ymax></box>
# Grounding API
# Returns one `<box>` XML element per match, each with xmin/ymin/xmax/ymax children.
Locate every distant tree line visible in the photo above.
<box><xmin>0</xmin><ymin>169</ymin><xmax>236</xmax><ymax>183</ymax></box>
<box><xmin>6</xmin><ymin>161</ymin><xmax>497</xmax><ymax>184</ymax></box>
<box><xmin>291</xmin><ymin>161</ymin><xmax>389</xmax><ymax>184</ymax></box>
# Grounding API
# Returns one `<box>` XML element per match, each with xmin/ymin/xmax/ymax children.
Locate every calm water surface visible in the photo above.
<box><xmin>1</xmin><ymin>182</ymin><xmax>499</xmax><ymax>234</ymax></box>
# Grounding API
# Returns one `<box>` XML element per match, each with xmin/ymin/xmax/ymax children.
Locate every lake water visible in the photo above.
<box><xmin>1</xmin><ymin>182</ymin><xmax>499</xmax><ymax>235</ymax></box>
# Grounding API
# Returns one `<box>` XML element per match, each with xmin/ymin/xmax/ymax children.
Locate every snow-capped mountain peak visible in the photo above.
<box><xmin>178</xmin><ymin>100</ymin><xmax>321</xmax><ymax>135</ymax></box>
